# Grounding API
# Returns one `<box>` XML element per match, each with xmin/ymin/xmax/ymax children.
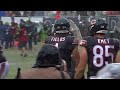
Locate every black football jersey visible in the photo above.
<box><xmin>83</xmin><ymin>36</ymin><xmax>120</xmax><ymax>78</ymax></box>
<box><xmin>45</xmin><ymin>35</ymin><xmax>78</xmax><ymax>71</ymax></box>
<box><xmin>45</xmin><ymin>35</ymin><xmax>78</xmax><ymax>60</ymax></box>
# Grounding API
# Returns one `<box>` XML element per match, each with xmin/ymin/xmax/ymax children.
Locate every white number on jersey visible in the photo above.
<box><xmin>55</xmin><ymin>43</ymin><xmax>59</xmax><ymax>48</ymax></box>
<box><xmin>93</xmin><ymin>45</ymin><xmax>114</xmax><ymax>67</ymax></box>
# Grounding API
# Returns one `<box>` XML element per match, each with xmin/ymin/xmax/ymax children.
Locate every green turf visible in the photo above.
<box><xmin>4</xmin><ymin>43</ymin><xmax>88</xmax><ymax>79</ymax></box>
<box><xmin>4</xmin><ymin>44</ymin><xmax>42</xmax><ymax>79</ymax></box>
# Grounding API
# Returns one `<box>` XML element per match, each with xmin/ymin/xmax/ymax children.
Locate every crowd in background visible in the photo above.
<box><xmin>0</xmin><ymin>11</ymin><xmax>44</xmax><ymax>17</ymax></box>
<box><xmin>0</xmin><ymin>11</ymin><xmax>120</xmax><ymax>79</ymax></box>
<box><xmin>0</xmin><ymin>11</ymin><xmax>120</xmax><ymax>50</ymax></box>
<box><xmin>0</xmin><ymin>11</ymin><xmax>120</xmax><ymax>17</ymax></box>
<box><xmin>0</xmin><ymin>19</ymin><xmax>51</xmax><ymax>51</ymax></box>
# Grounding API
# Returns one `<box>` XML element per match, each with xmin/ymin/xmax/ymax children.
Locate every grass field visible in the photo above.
<box><xmin>4</xmin><ymin>44</ymin><xmax>42</xmax><ymax>79</ymax></box>
<box><xmin>4</xmin><ymin>42</ymin><xmax>88</xmax><ymax>79</ymax></box>
<box><xmin>4</xmin><ymin>43</ymin><xmax>119</xmax><ymax>79</ymax></box>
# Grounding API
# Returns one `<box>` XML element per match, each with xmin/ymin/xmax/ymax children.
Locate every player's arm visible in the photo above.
<box><xmin>115</xmin><ymin>40</ymin><xmax>120</xmax><ymax>63</ymax></box>
<box><xmin>72</xmin><ymin>46</ymin><xmax>80</xmax><ymax>67</ymax></box>
<box><xmin>74</xmin><ymin>46</ymin><xmax>88</xmax><ymax>79</ymax></box>
<box><xmin>62</xmin><ymin>60</ymin><xmax>67</xmax><ymax>72</ymax></box>
<box><xmin>71</xmin><ymin>37</ymin><xmax>80</xmax><ymax>66</ymax></box>
<box><xmin>44</xmin><ymin>36</ymin><xmax>52</xmax><ymax>44</ymax></box>
<box><xmin>115</xmin><ymin>50</ymin><xmax>120</xmax><ymax>63</ymax></box>
<box><xmin>71</xmin><ymin>37</ymin><xmax>87</xmax><ymax>66</ymax></box>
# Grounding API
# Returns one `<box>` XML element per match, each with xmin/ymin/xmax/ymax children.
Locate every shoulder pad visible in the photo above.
<box><xmin>115</xmin><ymin>38</ymin><xmax>120</xmax><ymax>42</ymax></box>
<box><xmin>44</xmin><ymin>36</ymin><xmax>52</xmax><ymax>43</ymax></box>
<box><xmin>110</xmin><ymin>38</ymin><xmax>120</xmax><ymax>43</ymax></box>
<box><xmin>67</xmin><ymin>36</ymin><xmax>76</xmax><ymax>38</ymax></box>
<box><xmin>72</xmin><ymin>37</ymin><xmax>79</xmax><ymax>45</ymax></box>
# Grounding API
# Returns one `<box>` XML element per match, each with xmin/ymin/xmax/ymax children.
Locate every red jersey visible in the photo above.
<box><xmin>19</xmin><ymin>27</ymin><xmax>28</xmax><ymax>42</ymax></box>
<box><xmin>9</xmin><ymin>26</ymin><xmax>17</xmax><ymax>36</ymax></box>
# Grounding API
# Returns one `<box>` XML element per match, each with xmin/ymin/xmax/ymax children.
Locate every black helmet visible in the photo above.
<box><xmin>20</xmin><ymin>19</ymin><xmax>24</xmax><ymax>22</ymax></box>
<box><xmin>33</xmin><ymin>44</ymin><xmax>61</xmax><ymax>68</ymax></box>
<box><xmin>54</xmin><ymin>18</ymin><xmax>70</xmax><ymax>33</ymax></box>
<box><xmin>44</xmin><ymin>20</ymin><xmax>52</xmax><ymax>29</ymax></box>
<box><xmin>90</xmin><ymin>18</ymin><xmax>108</xmax><ymax>36</ymax></box>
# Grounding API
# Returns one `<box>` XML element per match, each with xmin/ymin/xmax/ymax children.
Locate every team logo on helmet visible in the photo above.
<box><xmin>91</xmin><ymin>19</ymin><xmax>96</xmax><ymax>25</ymax></box>
<box><xmin>54</xmin><ymin>18</ymin><xmax>70</xmax><ymax>33</ymax></box>
<box><xmin>57</xmin><ymin>26</ymin><xmax>60</xmax><ymax>29</ymax></box>
<box><xmin>101</xmin><ymin>25</ymin><xmax>104</xmax><ymax>28</ymax></box>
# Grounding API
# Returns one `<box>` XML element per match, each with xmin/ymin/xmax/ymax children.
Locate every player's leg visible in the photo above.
<box><xmin>20</xmin><ymin>41</ymin><xmax>27</xmax><ymax>57</ymax></box>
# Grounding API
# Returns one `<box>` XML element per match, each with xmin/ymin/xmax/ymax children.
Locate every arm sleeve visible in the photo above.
<box><xmin>114</xmin><ymin>39</ymin><xmax>120</xmax><ymax>52</ymax></box>
<box><xmin>44</xmin><ymin>36</ymin><xmax>51</xmax><ymax>44</ymax></box>
<box><xmin>66</xmin><ymin>36</ymin><xmax>78</xmax><ymax>51</ymax></box>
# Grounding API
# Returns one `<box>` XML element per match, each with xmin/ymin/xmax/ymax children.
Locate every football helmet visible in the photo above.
<box><xmin>90</xmin><ymin>18</ymin><xmax>108</xmax><ymax>36</ymax></box>
<box><xmin>54</xmin><ymin>18</ymin><xmax>70</xmax><ymax>33</ymax></box>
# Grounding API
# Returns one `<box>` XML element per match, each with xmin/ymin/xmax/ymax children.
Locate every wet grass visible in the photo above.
<box><xmin>4</xmin><ymin>44</ymin><xmax>42</xmax><ymax>79</ymax></box>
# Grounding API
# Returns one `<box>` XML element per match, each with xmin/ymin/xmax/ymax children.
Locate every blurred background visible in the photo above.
<box><xmin>0</xmin><ymin>11</ymin><xmax>120</xmax><ymax>39</ymax></box>
<box><xmin>0</xmin><ymin>11</ymin><xmax>120</xmax><ymax>17</ymax></box>
<box><xmin>0</xmin><ymin>11</ymin><xmax>120</xmax><ymax>79</ymax></box>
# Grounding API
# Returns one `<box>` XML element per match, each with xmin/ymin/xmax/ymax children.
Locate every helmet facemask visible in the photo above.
<box><xmin>54</xmin><ymin>18</ymin><xmax>70</xmax><ymax>34</ymax></box>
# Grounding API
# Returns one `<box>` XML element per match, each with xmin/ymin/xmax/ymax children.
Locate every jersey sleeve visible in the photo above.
<box><xmin>65</xmin><ymin>36</ymin><xmax>78</xmax><ymax>51</ymax></box>
<box><xmin>0</xmin><ymin>55</ymin><xmax>7</xmax><ymax>63</ymax></box>
<box><xmin>79</xmin><ymin>36</ymin><xmax>89</xmax><ymax>48</ymax></box>
<box><xmin>118</xmin><ymin>40</ymin><xmax>120</xmax><ymax>50</ymax></box>
<box><xmin>115</xmin><ymin>39</ymin><xmax>120</xmax><ymax>51</ymax></box>
<box><xmin>72</xmin><ymin>37</ymin><xmax>79</xmax><ymax>45</ymax></box>
<box><xmin>44</xmin><ymin>36</ymin><xmax>51</xmax><ymax>44</ymax></box>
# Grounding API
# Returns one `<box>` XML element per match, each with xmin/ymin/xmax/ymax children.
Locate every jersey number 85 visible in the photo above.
<box><xmin>93</xmin><ymin>45</ymin><xmax>114</xmax><ymax>67</ymax></box>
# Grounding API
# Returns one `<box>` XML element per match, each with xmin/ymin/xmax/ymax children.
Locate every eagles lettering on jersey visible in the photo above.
<box><xmin>45</xmin><ymin>36</ymin><xmax>77</xmax><ymax>63</ymax></box>
<box><xmin>45</xmin><ymin>36</ymin><xmax>77</xmax><ymax>49</ymax></box>
<box><xmin>45</xmin><ymin>36</ymin><xmax>66</xmax><ymax>49</ymax></box>
<box><xmin>45</xmin><ymin>35</ymin><xmax>78</xmax><ymax>79</ymax></box>
<box><xmin>51</xmin><ymin>37</ymin><xmax>65</xmax><ymax>42</ymax></box>
<box><xmin>82</xmin><ymin>36</ymin><xmax>120</xmax><ymax>78</ymax></box>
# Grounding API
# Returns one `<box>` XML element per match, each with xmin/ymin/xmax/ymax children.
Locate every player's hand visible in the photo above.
<box><xmin>79</xmin><ymin>40</ymin><xmax>87</xmax><ymax>46</ymax></box>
